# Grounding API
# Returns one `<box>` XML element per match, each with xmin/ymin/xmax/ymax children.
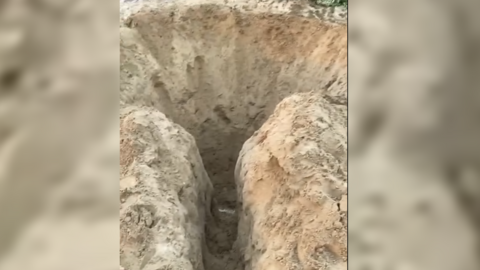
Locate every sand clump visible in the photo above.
<box><xmin>234</xmin><ymin>92</ymin><xmax>347</xmax><ymax>270</ymax></box>
<box><xmin>120</xmin><ymin>106</ymin><xmax>214</xmax><ymax>270</ymax></box>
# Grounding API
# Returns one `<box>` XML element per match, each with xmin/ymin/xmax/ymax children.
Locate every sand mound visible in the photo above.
<box><xmin>235</xmin><ymin>92</ymin><xmax>347</xmax><ymax>270</ymax></box>
<box><xmin>120</xmin><ymin>106</ymin><xmax>213</xmax><ymax>270</ymax></box>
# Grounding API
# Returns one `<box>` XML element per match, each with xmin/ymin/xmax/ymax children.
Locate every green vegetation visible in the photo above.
<box><xmin>313</xmin><ymin>0</ymin><xmax>347</xmax><ymax>8</ymax></box>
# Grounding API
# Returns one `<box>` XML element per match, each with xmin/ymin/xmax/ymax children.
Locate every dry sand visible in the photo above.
<box><xmin>120</xmin><ymin>0</ymin><xmax>347</xmax><ymax>269</ymax></box>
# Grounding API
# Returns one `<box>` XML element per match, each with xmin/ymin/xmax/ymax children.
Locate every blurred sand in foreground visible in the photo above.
<box><xmin>349</xmin><ymin>0</ymin><xmax>480</xmax><ymax>269</ymax></box>
<box><xmin>0</xmin><ymin>0</ymin><xmax>118</xmax><ymax>269</ymax></box>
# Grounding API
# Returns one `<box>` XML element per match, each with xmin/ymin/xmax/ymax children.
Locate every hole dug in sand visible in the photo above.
<box><xmin>120</xmin><ymin>2</ymin><xmax>346</xmax><ymax>270</ymax></box>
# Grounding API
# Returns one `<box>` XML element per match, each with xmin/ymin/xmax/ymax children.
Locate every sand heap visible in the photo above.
<box><xmin>235</xmin><ymin>92</ymin><xmax>347</xmax><ymax>270</ymax></box>
<box><xmin>120</xmin><ymin>106</ymin><xmax>214</xmax><ymax>270</ymax></box>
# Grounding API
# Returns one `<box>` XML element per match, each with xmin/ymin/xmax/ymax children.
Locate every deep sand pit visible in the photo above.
<box><xmin>120</xmin><ymin>0</ymin><xmax>346</xmax><ymax>269</ymax></box>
